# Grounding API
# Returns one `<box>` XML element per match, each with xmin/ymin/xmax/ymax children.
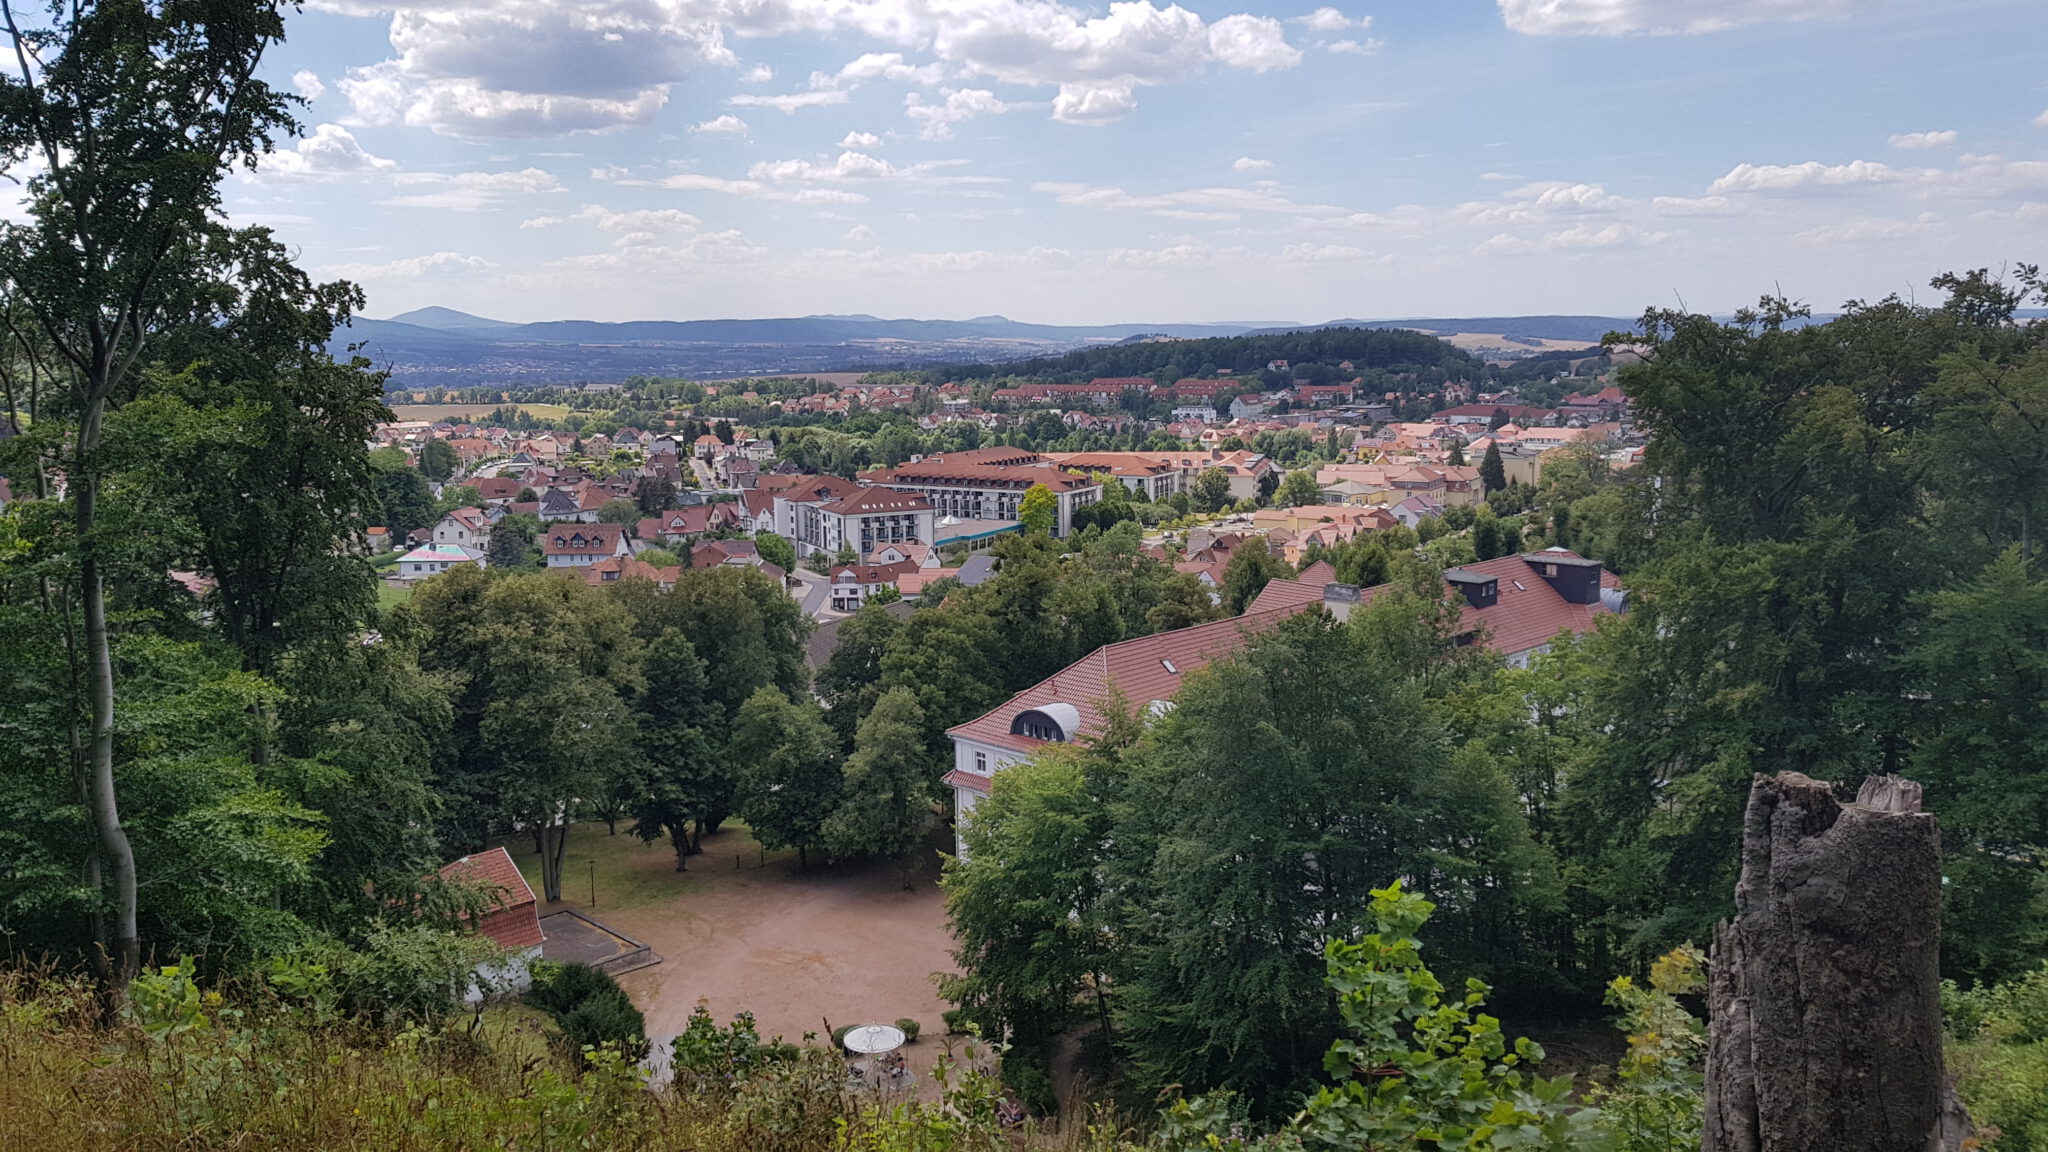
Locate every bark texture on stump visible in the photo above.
<box><xmin>1702</xmin><ymin>773</ymin><xmax>1945</xmax><ymax>1152</ymax></box>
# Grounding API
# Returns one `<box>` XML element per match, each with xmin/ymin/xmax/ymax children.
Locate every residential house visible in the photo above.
<box><xmin>397</xmin><ymin>543</ymin><xmax>485</xmax><ymax>581</ymax></box>
<box><xmin>540</xmin><ymin>524</ymin><xmax>630</xmax><ymax>568</ymax></box>
<box><xmin>431</xmin><ymin>506</ymin><xmax>492</xmax><ymax>550</ymax></box>
<box><xmin>827</xmin><ymin>561</ymin><xmax>916</xmax><ymax>611</ymax></box>
<box><xmin>636</xmin><ymin>503</ymin><xmax>739</xmax><ymax>548</ymax></box>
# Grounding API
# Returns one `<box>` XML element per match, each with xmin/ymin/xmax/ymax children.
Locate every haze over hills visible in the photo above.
<box><xmin>342</xmin><ymin>307</ymin><xmax>1643</xmax><ymax>389</ymax></box>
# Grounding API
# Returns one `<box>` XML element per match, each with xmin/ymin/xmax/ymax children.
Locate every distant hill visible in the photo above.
<box><xmin>384</xmin><ymin>306</ymin><xmax>522</xmax><ymax>334</ymax></box>
<box><xmin>337</xmin><ymin>308</ymin><xmax>1707</xmax><ymax>389</ymax></box>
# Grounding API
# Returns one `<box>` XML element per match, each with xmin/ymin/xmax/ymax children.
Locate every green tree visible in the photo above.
<box><xmin>1219</xmin><ymin>542</ymin><xmax>1287</xmax><ymax>614</ymax></box>
<box><xmin>1019</xmin><ymin>482</ymin><xmax>1057</xmax><ymax>536</ymax></box>
<box><xmin>1289</xmin><ymin>883</ymin><xmax>1600</xmax><ymax>1151</ymax></box>
<box><xmin>1275</xmin><ymin>468</ymin><xmax>1324</xmax><ymax>508</ymax></box>
<box><xmin>418</xmin><ymin>437</ymin><xmax>457</xmax><ymax>481</ymax></box>
<box><xmin>817</xmin><ymin>599</ymin><xmax>905</xmax><ymax>746</ymax></box>
<box><xmin>1479</xmin><ymin>441</ymin><xmax>1507</xmax><ymax>493</ymax></box>
<box><xmin>822</xmin><ymin>687</ymin><xmax>935</xmax><ymax>865</ymax></box>
<box><xmin>625</xmin><ymin>630</ymin><xmax>727</xmax><ymax>870</ymax></box>
<box><xmin>0</xmin><ymin>0</ymin><xmax>307</xmax><ymax>991</ymax></box>
<box><xmin>413</xmin><ymin>568</ymin><xmax>643</xmax><ymax>901</ymax></box>
<box><xmin>635</xmin><ymin>474</ymin><xmax>677</xmax><ymax>516</ymax></box>
<box><xmin>1446</xmin><ymin>439</ymin><xmax>1467</xmax><ymax>467</ymax></box>
<box><xmin>373</xmin><ymin>467</ymin><xmax>434</xmax><ymax>538</ymax></box>
<box><xmin>598</xmin><ymin>497</ymin><xmax>639</xmax><ymax>526</ymax></box>
<box><xmin>732</xmin><ymin>687</ymin><xmax>842</xmax><ymax>868</ymax></box>
<box><xmin>487</xmin><ymin>512</ymin><xmax>541</xmax><ymax>570</ymax></box>
<box><xmin>1191</xmin><ymin>467</ymin><xmax>1232</xmax><ymax>513</ymax></box>
<box><xmin>753</xmin><ymin>530</ymin><xmax>796</xmax><ymax>572</ymax></box>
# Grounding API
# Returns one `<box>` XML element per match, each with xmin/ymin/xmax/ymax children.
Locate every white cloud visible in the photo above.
<box><xmin>341</xmin><ymin>59</ymin><xmax>669</xmax><ymax>136</ymax></box>
<box><xmin>691</xmin><ymin>113</ymin><xmax>750</xmax><ymax>135</ymax></box>
<box><xmin>906</xmin><ymin>89</ymin><xmax>1012</xmax><ymax>140</ymax></box>
<box><xmin>1794</xmin><ymin>217</ymin><xmax>1923</xmax><ymax>245</ymax></box>
<box><xmin>1325</xmin><ymin>38</ymin><xmax>1381</xmax><ymax>54</ymax></box>
<box><xmin>380</xmin><ymin>167</ymin><xmax>564</xmax><ymax>209</ymax></box>
<box><xmin>1889</xmin><ymin>130</ymin><xmax>1957</xmax><ymax>150</ymax></box>
<box><xmin>586</xmin><ymin>206</ymin><xmax>702</xmax><ymax>233</ymax></box>
<box><xmin>741</xmin><ymin>64</ymin><xmax>774</xmax><ymax>83</ymax></box>
<box><xmin>293</xmin><ymin>69</ymin><xmax>327</xmax><ymax>101</ymax></box>
<box><xmin>261</xmin><ymin>123</ymin><xmax>397</xmax><ymax>178</ymax></box>
<box><xmin>748</xmin><ymin>151</ymin><xmax>910</xmax><ymax>183</ymax></box>
<box><xmin>1052</xmin><ymin>81</ymin><xmax>1137</xmax><ymax>126</ymax></box>
<box><xmin>520</xmin><ymin>215</ymin><xmax>563</xmax><ymax>229</ymax></box>
<box><xmin>1233</xmin><ymin>157</ymin><xmax>1273</xmax><ymax>171</ymax></box>
<box><xmin>838</xmin><ymin>52</ymin><xmax>947</xmax><ymax>85</ymax></box>
<box><xmin>2035</xmin><ymin>107</ymin><xmax>2048</xmax><ymax>128</ymax></box>
<box><xmin>659</xmin><ymin>172</ymin><xmax>871</xmax><ymax>204</ymax></box>
<box><xmin>320</xmin><ymin>250</ymin><xmax>493</xmax><ymax>279</ymax></box>
<box><xmin>1476</xmin><ymin>223</ymin><xmax>1667</xmax><ymax>254</ymax></box>
<box><xmin>1707</xmin><ymin>159</ymin><xmax>1898</xmax><ymax>194</ymax></box>
<box><xmin>1281</xmin><ymin>243</ymin><xmax>1369</xmax><ymax>262</ymax></box>
<box><xmin>1206</xmin><ymin>15</ymin><xmax>1302</xmax><ymax>72</ymax></box>
<box><xmin>1296</xmin><ymin>8</ymin><xmax>1357</xmax><ymax>31</ymax></box>
<box><xmin>845</xmin><ymin>223</ymin><xmax>878</xmax><ymax>244</ymax></box>
<box><xmin>839</xmin><ymin>131</ymin><xmax>883</xmax><ymax>148</ymax></box>
<box><xmin>727</xmin><ymin>89</ymin><xmax>850</xmax><ymax>113</ymax></box>
<box><xmin>1499</xmin><ymin>0</ymin><xmax>1864</xmax><ymax>36</ymax></box>
<box><xmin>1036</xmin><ymin>179</ymin><xmax>1345</xmax><ymax>219</ymax></box>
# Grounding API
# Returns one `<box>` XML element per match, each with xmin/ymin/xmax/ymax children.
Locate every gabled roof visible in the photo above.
<box><xmin>540</xmin><ymin>525</ymin><xmax>628</xmax><ymax>556</ymax></box>
<box><xmin>1248</xmin><ymin>577</ymin><xmax>1325</xmax><ymax>613</ymax></box>
<box><xmin>399</xmin><ymin>543</ymin><xmax>484</xmax><ymax>563</ymax></box>
<box><xmin>1296</xmin><ymin>560</ymin><xmax>1338</xmax><ymax>586</ymax></box>
<box><xmin>947</xmin><ymin>604</ymin><xmax>1309</xmax><ymax>757</ymax></box>
<box><xmin>436</xmin><ymin>846</ymin><xmax>543</xmax><ymax>949</ymax></box>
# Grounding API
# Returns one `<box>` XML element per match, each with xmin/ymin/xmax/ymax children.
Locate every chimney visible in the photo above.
<box><xmin>1322</xmin><ymin>582</ymin><xmax>1362</xmax><ymax>622</ymax></box>
<box><xmin>1444</xmin><ymin>567</ymin><xmax>1498</xmax><ymax>609</ymax></box>
<box><xmin>1524</xmin><ymin>549</ymin><xmax>1604</xmax><ymax>605</ymax></box>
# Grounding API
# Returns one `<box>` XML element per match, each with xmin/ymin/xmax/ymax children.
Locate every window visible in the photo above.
<box><xmin>1161</xmin><ymin>658</ymin><xmax>1178</xmax><ymax>674</ymax></box>
<box><xmin>973</xmin><ymin>751</ymin><xmax>988</xmax><ymax>774</ymax></box>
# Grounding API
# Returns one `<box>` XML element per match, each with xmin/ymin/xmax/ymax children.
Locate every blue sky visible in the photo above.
<box><xmin>232</xmin><ymin>0</ymin><xmax>2048</xmax><ymax>325</ymax></box>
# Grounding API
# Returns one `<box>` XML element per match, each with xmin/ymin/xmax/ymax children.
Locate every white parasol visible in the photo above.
<box><xmin>842</xmin><ymin>1023</ymin><xmax>907</xmax><ymax>1055</ymax></box>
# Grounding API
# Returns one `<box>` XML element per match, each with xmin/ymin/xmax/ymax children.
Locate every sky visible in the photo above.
<box><xmin>231</xmin><ymin>0</ymin><xmax>2048</xmax><ymax>325</ymax></box>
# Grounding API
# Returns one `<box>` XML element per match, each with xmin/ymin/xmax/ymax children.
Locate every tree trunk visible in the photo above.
<box><xmin>538</xmin><ymin>819</ymin><xmax>570</xmax><ymax>903</ymax></box>
<box><xmin>1702</xmin><ymin>772</ymin><xmax>1955</xmax><ymax>1152</ymax></box>
<box><xmin>669</xmin><ymin>822</ymin><xmax>689</xmax><ymax>872</ymax></box>
<box><xmin>76</xmin><ymin>407</ymin><xmax>140</xmax><ymax>1000</ymax></box>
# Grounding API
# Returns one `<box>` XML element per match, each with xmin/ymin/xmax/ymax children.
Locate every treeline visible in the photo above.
<box><xmin>919</xmin><ymin>325</ymin><xmax>1484</xmax><ymax>388</ymax></box>
<box><xmin>942</xmin><ymin>269</ymin><xmax>2048</xmax><ymax>1118</ymax></box>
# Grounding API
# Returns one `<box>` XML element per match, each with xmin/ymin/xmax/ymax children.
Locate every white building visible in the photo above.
<box><xmin>398</xmin><ymin>543</ymin><xmax>485</xmax><ymax>581</ymax></box>
<box><xmin>540</xmin><ymin>524</ymin><xmax>631</xmax><ymax>568</ymax></box>
<box><xmin>431</xmin><ymin>506</ymin><xmax>492</xmax><ymax>550</ymax></box>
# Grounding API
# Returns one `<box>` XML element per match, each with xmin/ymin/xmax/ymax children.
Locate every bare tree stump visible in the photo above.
<box><xmin>1702</xmin><ymin>773</ymin><xmax>1948</xmax><ymax>1152</ymax></box>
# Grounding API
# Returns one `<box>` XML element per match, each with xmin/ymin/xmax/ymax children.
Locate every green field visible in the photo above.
<box><xmin>375</xmin><ymin>582</ymin><xmax>413</xmax><ymax>612</ymax></box>
<box><xmin>387</xmin><ymin>403</ymin><xmax>576</xmax><ymax>422</ymax></box>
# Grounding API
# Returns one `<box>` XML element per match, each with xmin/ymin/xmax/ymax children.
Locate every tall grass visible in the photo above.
<box><xmin>0</xmin><ymin>966</ymin><xmax>1134</xmax><ymax>1152</ymax></box>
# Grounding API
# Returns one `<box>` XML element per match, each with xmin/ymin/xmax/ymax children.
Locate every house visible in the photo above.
<box><xmin>581</xmin><ymin>554</ymin><xmax>681</xmax><ymax>591</ymax></box>
<box><xmin>536</xmin><ymin>487</ymin><xmax>597</xmax><ymax>523</ymax></box>
<box><xmin>691</xmin><ymin>538</ymin><xmax>761</xmax><ymax>569</ymax></box>
<box><xmin>946</xmin><ymin>547</ymin><xmax>1627</xmax><ymax>856</ymax></box>
<box><xmin>541</xmin><ymin>524</ymin><xmax>630</xmax><ymax>568</ymax></box>
<box><xmin>432</xmin><ymin>506</ymin><xmax>492</xmax><ymax>550</ymax></box>
<box><xmin>397</xmin><ymin>543</ymin><xmax>485</xmax><ymax>581</ymax></box>
<box><xmin>1388</xmin><ymin>494</ymin><xmax>1446</xmax><ymax>528</ymax></box>
<box><xmin>828</xmin><ymin>561</ymin><xmax>917</xmax><ymax>611</ymax></box>
<box><xmin>636</xmin><ymin>503</ymin><xmax>739</xmax><ymax>547</ymax></box>
<box><xmin>1171</xmin><ymin>405</ymin><xmax>1220</xmax><ymax>424</ymax></box>
<box><xmin>437</xmin><ymin>847</ymin><xmax>544</xmax><ymax>1001</ymax></box>
<box><xmin>473</xmin><ymin>476</ymin><xmax>523</xmax><ymax>505</ymax></box>
<box><xmin>866</xmin><ymin>541</ymin><xmax>938</xmax><ymax>568</ymax></box>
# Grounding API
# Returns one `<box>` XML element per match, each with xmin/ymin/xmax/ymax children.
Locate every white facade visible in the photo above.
<box><xmin>398</xmin><ymin>544</ymin><xmax>485</xmax><ymax>581</ymax></box>
<box><xmin>946</xmin><ymin>736</ymin><xmax>1029</xmax><ymax>859</ymax></box>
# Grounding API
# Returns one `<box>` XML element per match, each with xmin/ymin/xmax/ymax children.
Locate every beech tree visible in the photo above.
<box><xmin>0</xmin><ymin>0</ymin><xmax>305</xmax><ymax>993</ymax></box>
<box><xmin>1019</xmin><ymin>482</ymin><xmax>1057</xmax><ymax>536</ymax></box>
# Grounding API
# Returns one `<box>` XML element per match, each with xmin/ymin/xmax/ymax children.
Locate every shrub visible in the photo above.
<box><xmin>895</xmin><ymin>1017</ymin><xmax>920</xmax><ymax>1043</ymax></box>
<box><xmin>941</xmin><ymin>1008</ymin><xmax>967</xmax><ymax>1035</ymax></box>
<box><xmin>525</xmin><ymin>961</ymin><xmax>647</xmax><ymax>1062</ymax></box>
<box><xmin>831</xmin><ymin>1023</ymin><xmax>853</xmax><ymax>1049</ymax></box>
<box><xmin>1002</xmin><ymin>1047</ymin><xmax>1056</xmax><ymax>1114</ymax></box>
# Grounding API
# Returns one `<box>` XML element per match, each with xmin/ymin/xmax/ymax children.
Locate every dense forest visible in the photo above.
<box><xmin>919</xmin><ymin>325</ymin><xmax>1485</xmax><ymax>389</ymax></box>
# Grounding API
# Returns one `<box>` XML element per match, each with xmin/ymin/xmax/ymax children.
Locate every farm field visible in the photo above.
<box><xmin>387</xmin><ymin>403</ymin><xmax>577</xmax><ymax>422</ymax></box>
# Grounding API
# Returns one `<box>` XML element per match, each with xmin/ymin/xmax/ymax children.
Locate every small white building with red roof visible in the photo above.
<box><xmin>437</xmin><ymin>846</ymin><xmax>545</xmax><ymax>1001</ymax></box>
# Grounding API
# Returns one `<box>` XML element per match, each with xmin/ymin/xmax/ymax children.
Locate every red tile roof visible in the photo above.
<box><xmin>437</xmin><ymin>847</ymin><xmax>544</xmax><ymax>950</ymax></box>
<box><xmin>1249</xmin><ymin>577</ymin><xmax>1326</xmax><ymax>613</ymax></box>
<box><xmin>946</xmin><ymin>605</ymin><xmax>1308</xmax><ymax>754</ymax></box>
<box><xmin>1297</xmin><ymin>560</ymin><xmax>1338</xmax><ymax>586</ymax></box>
<box><xmin>820</xmin><ymin>487</ymin><xmax>933</xmax><ymax>516</ymax></box>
